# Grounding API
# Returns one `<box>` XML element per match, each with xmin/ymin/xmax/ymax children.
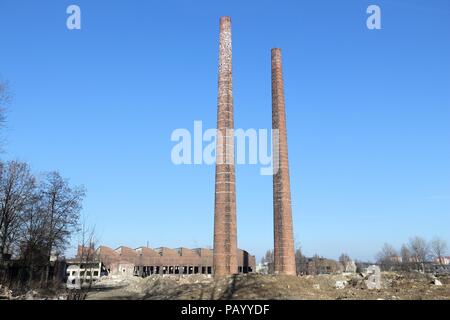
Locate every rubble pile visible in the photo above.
<box><xmin>2</xmin><ymin>270</ymin><xmax>448</xmax><ymax>300</ymax></box>
<box><xmin>0</xmin><ymin>284</ymin><xmax>12</xmax><ymax>300</ymax></box>
<box><xmin>86</xmin><ymin>271</ymin><xmax>450</xmax><ymax>300</ymax></box>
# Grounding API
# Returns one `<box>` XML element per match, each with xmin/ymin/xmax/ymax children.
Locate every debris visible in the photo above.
<box><xmin>335</xmin><ymin>280</ymin><xmax>348</xmax><ymax>289</ymax></box>
<box><xmin>365</xmin><ymin>265</ymin><xmax>381</xmax><ymax>290</ymax></box>
<box><xmin>50</xmin><ymin>271</ymin><xmax>450</xmax><ymax>300</ymax></box>
<box><xmin>433</xmin><ymin>279</ymin><xmax>443</xmax><ymax>286</ymax></box>
<box><xmin>0</xmin><ymin>285</ymin><xmax>12</xmax><ymax>300</ymax></box>
<box><xmin>343</xmin><ymin>261</ymin><xmax>357</xmax><ymax>273</ymax></box>
<box><xmin>25</xmin><ymin>290</ymin><xmax>38</xmax><ymax>300</ymax></box>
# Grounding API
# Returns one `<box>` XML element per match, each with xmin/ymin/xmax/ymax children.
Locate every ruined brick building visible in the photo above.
<box><xmin>92</xmin><ymin>246</ymin><xmax>255</xmax><ymax>277</ymax></box>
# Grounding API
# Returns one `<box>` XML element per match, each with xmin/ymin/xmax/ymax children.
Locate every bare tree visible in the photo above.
<box><xmin>0</xmin><ymin>80</ymin><xmax>10</xmax><ymax>128</ymax></box>
<box><xmin>400</xmin><ymin>244</ymin><xmax>411</xmax><ymax>263</ymax></box>
<box><xmin>295</xmin><ymin>244</ymin><xmax>308</xmax><ymax>275</ymax></box>
<box><xmin>399</xmin><ymin>244</ymin><xmax>412</xmax><ymax>270</ymax></box>
<box><xmin>407</xmin><ymin>236</ymin><xmax>430</xmax><ymax>272</ymax></box>
<box><xmin>261</xmin><ymin>250</ymin><xmax>274</xmax><ymax>274</ymax></box>
<box><xmin>67</xmin><ymin>220</ymin><xmax>98</xmax><ymax>300</ymax></box>
<box><xmin>38</xmin><ymin>171</ymin><xmax>85</xmax><ymax>282</ymax></box>
<box><xmin>431</xmin><ymin>237</ymin><xmax>448</xmax><ymax>265</ymax></box>
<box><xmin>339</xmin><ymin>253</ymin><xmax>351</xmax><ymax>271</ymax></box>
<box><xmin>0</xmin><ymin>161</ymin><xmax>36</xmax><ymax>261</ymax></box>
<box><xmin>0</xmin><ymin>160</ymin><xmax>87</xmax><ymax>289</ymax></box>
<box><xmin>408</xmin><ymin>236</ymin><xmax>430</xmax><ymax>263</ymax></box>
<box><xmin>376</xmin><ymin>243</ymin><xmax>398</xmax><ymax>263</ymax></box>
<box><xmin>309</xmin><ymin>254</ymin><xmax>321</xmax><ymax>275</ymax></box>
<box><xmin>0</xmin><ymin>80</ymin><xmax>11</xmax><ymax>150</ymax></box>
<box><xmin>19</xmin><ymin>189</ymin><xmax>48</xmax><ymax>285</ymax></box>
<box><xmin>77</xmin><ymin>220</ymin><xmax>98</xmax><ymax>263</ymax></box>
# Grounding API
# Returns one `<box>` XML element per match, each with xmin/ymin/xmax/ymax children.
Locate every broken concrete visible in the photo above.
<box><xmin>335</xmin><ymin>280</ymin><xmax>348</xmax><ymax>289</ymax></box>
<box><xmin>364</xmin><ymin>265</ymin><xmax>382</xmax><ymax>290</ymax></box>
<box><xmin>433</xmin><ymin>279</ymin><xmax>443</xmax><ymax>286</ymax></box>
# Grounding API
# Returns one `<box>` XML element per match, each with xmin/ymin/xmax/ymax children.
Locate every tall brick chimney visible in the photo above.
<box><xmin>272</xmin><ymin>48</ymin><xmax>296</xmax><ymax>275</ymax></box>
<box><xmin>213</xmin><ymin>16</ymin><xmax>238</xmax><ymax>276</ymax></box>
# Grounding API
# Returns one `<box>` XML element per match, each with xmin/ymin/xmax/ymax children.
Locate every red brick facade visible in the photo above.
<box><xmin>95</xmin><ymin>246</ymin><xmax>254</xmax><ymax>276</ymax></box>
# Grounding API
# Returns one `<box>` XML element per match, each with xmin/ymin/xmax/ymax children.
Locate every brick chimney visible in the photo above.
<box><xmin>213</xmin><ymin>16</ymin><xmax>238</xmax><ymax>276</ymax></box>
<box><xmin>272</xmin><ymin>48</ymin><xmax>296</xmax><ymax>275</ymax></box>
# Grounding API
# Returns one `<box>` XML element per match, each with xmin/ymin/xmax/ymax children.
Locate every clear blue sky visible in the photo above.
<box><xmin>0</xmin><ymin>0</ymin><xmax>449</xmax><ymax>262</ymax></box>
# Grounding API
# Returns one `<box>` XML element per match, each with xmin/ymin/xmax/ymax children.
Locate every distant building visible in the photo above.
<box><xmin>434</xmin><ymin>256</ymin><xmax>450</xmax><ymax>265</ymax></box>
<box><xmin>407</xmin><ymin>256</ymin><xmax>422</xmax><ymax>263</ymax></box>
<box><xmin>386</xmin><ymin>256</ymin><xmax>403</xmax><ymax>264</ymax></box>
<box><xmin>65</xmin><ymin>260</ymin><xmax>106</xmax><ymax>289</ymax></box>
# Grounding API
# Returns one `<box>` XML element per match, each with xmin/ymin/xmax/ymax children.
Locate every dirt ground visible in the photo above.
<box><xmin>85</xmin><ymin>272</ymin><xmax>450</xmax><ymax>300</ymax></box>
